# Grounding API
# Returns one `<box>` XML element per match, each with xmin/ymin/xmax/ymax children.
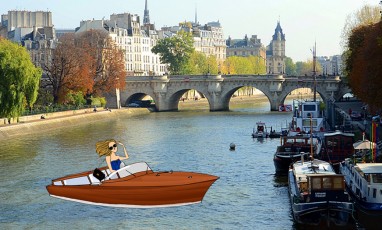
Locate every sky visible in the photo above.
<box><xmin>2</xmin><ymin>0</ymin><xmax>380</xmax><ymax>62</ymax></box>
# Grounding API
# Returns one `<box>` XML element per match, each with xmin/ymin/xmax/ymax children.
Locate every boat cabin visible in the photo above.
<box><xmin>291</xmin><ymin>100</ymin><xmax>325</xmax><ymax>133</ymax></box>
<box><xmin>299</xmin><ymin>174</ymin><xmax>347</xmax><ymax>202</ymax></box>
<box><xmin>350</xmin><ymin>162</ymin><xmax>382</xmax><ymax>203</ymax></box>
<box><xmin>320</xmin><ymin>131</ymin><xmax>354</xmax><ymax>163</ymax></box>
<box><xmin>277</xmin><ymin>136</ymin><xmax>318</xmax><ymax>155</ymax></box>
<box><xmin>257</xmin><ymin>122</ymin><xmax>265</xmax><ymax>132</ymax></box>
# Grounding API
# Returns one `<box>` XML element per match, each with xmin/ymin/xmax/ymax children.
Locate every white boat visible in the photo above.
<box><xmin>288</xmin><ymin>158</ymin><xmax>354</xmax><ymax>226</ymax></box>
<box><xmin>340</xmin><ymin>158</ymin><xmax>382</xmax><ymax>216</ymax></box>
<box><xmin>289</xmin><ymin>100</ymin><xmax>325</xmax><ymax>136</ymax></box>
<box><xmin>252</xmin><ymin>121</ymin><xmax>269</xmax><ymax>138</ymax></box>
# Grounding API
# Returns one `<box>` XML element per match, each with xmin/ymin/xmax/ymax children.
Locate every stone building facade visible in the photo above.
<box><xmin>226</xmin><ymin>34</ymin><xmax>266</xmax><ymax>60</ymax></box>
<box><xmin>0</xmin><ymin>10</ymin><xmax>57</xmax><ymax>70</ymax></box>
<box><xmin>76</xmin><ymin>13</ymin><xmax>166</xmax><ymax>76</ymax></box>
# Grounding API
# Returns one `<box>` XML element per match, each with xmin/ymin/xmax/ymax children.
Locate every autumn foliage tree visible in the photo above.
<box><xmin>344</xmin><ymin>21</ymin><xmax>382</xmax><ymax>112</ymax></box>
<box><xmin>43</xmin><ymin>30</ymin><xmax>126</xmax><ymax>104</ymax></box>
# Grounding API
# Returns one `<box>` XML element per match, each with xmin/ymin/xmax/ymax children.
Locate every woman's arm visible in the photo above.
<box><xmin>118</xmin><ymin>142</ymin><xmax>129</xmax><ymax>160</ymax></box>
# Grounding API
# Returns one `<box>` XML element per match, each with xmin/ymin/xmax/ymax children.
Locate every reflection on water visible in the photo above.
<box><xmin>0</xmin><ymin>101</ymin><xmax>358</xmax><ymax>229</ymax></box>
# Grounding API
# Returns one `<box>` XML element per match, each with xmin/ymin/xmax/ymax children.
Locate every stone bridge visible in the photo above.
<box><xmin>105</xmin><ymin>74</ymin><xmax>351</xmax><ymax>111</ymax></box>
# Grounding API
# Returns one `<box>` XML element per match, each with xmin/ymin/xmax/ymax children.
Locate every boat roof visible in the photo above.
<box><xmin>355</xmin><ymin>163</ymin><xmax>382</xmax><ymax>174</ymax></box>
<box><xmin>293</xmin><ymin>159</ymin><xmax>335</xmax><ymax>182</ymax></box>
<box><xmin>324</xmin><ymin>130</ymin><xmax>354</xmax><ymax>137</ymax></box>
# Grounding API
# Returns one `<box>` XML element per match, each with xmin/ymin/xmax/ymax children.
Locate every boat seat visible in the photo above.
<box><xmin>63</xmin><ymin>176</ymin><xmax>91</xmax><ymax>186</ymax></box>
<box><xmin>88</xmin><ymin>173</ymin><xmax>102</xmax><ymax>185</ymax></box>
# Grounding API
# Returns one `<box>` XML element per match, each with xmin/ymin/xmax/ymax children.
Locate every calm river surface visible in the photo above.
<box><xmin>0</xmin><ymin>100</ymin><xmax>356</xmax><ymax>229</ymax></box>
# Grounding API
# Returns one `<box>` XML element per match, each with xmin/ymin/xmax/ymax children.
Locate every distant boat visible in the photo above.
<box><xmin>46</xmin><ymin>162</ymin><xmax>219</xmax><ymax>207</ymax></box>
<box><xmin>252</xmin><ymin>121</ymin><xmax>269</xmax><ymax>138</ymax></box>
<box><xmin>289</xmin><ymin>158</ymin><xmax>354</xmax><ymax>226</ymax></box>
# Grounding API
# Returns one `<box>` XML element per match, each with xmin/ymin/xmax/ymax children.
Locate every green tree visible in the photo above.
<box><xmin>285</xmin><ymin>57</ymin><xmax>297</xmax><ymax>75</ymax></box>
<box><xmin>152</xmin><ymin>31</ymin><xmax>195</xmax><ymax>74</ymax></box>
<box><xmin>295</xmin><ymin>60</ymin><xmax>322</xmax><ymax>76</ymax></box>
<box><xmin>0</xmin><ymin>38</ymin><xmax>42</xmax><ymax>119</ymax></box>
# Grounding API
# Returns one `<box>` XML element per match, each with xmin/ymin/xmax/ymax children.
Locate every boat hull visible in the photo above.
<box><xmin>46</xmin><ymin>170</ymin><xmax>218</xmax><ymax>207</ymax></box>
<box><xmin>291</xmin><ymin>201</ymin><xmax>353</xmax><ymax>226</ymax></box>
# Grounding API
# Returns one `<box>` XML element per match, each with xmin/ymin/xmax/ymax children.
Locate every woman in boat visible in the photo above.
<box><xmin>96</xmin><ymin>139</ymin><xmax>129</xmax><ymax>173</ymax></box>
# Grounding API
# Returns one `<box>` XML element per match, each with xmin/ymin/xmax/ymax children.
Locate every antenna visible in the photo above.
<box><xmin>311</xmin><ymin>42</ymin><xmax>317</xmax><ymax>102</ymax></box>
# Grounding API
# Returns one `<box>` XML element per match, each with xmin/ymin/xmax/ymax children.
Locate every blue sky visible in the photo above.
<box><xmin>2</xmin><ymin>0</ymin><xmax>379</xmax><ymax>62</ymax></box>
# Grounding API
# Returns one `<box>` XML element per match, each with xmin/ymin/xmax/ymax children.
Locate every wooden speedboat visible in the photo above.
<box><xmin>46</xmin><ymin>162</ymin><xmax>219</xmax><ymax>207</ymax></box>
<box><xmin>288</xmin><ymin>158</ymin><xmax>354</xmax><ymax>226</ymax></box>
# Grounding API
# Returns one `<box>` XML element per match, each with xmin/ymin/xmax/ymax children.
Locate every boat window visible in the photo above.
<box><xmin>303</xmin><ymin>105</ymin><xmax>316</xmax><ymax>111</ymax></box>
<box><xmin>303</xmin><ymin>119</ymin><xmax>317</xmax><ymax>126</ymax></box>
<box><xmin>372</xmin><ymin>174</ymin><xmax>382</xmax><ymax>183</ymax></box>
<box><xmin>373</xmin><ymin>188</ymin><xmax>377</xmax><ymax>198</ymax></box>
<box><xmin>323</xmin><ymin>177</ymin><xmax>332</xmax><ymax>189</ymax></box>
<box><xmin>333</xmin><ymin>177</ymin><xmax>343</xmax><ymax>189</ymax></box>
<box><xmin>312</xmin><ymin>177</ymin><xmax>322</xmax><ymax>189</ymax></box>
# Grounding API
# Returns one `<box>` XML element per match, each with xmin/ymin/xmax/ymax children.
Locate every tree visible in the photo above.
<box><xmin>0</xmin><ymin>38</ymin><xmax>42</xmax><ymax>119</ymax></box>
<box><xmin>295</xmin><ymin>60</ymin><xmax>322</xmax><ymax>76</ymax></box>
<box><xmin>152</xmin><ymin>31</ymin><xmax>195</xmax><ymax>74</ymax></box>
<box><xmin>43</xmin><ymin>30</ymin><xmax>126</xmax><ymax>104</ymax></box>
<box><xmin>222</xmin><ymin>56</ymin><xmax>266</xmax><ymax>75</ymax></box>
<box><xmin>42</xmin><ymin>33</ymin><xmax>87</xmax><ymax>103</ymax></box>
<box><xmin>75</xmin><ymin>30</ymin><xmax>126</xmax><ymax>96</ymax></box>
<box><xmin>285</xmin><ymin>57</ymin><xmax>297</xmax><ymax>75</ymax></box>
<box><xmin>341</xmin><ymin>4</ymin><xmax>381</xmax><ymax>50</ymax></box>
<box><xmin>344</xmin><ymin>21</ymin><xmax>382</xmax><ymax>112</ymax></box>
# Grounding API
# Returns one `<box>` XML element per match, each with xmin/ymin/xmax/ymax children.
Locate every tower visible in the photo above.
<box><xmin>266</xmin><ymin>20</ymin><xmax>286</xmax><ymax>74</ymax></box>
<box><xmin>143</xmin><ymin>0</ymin><xmax>150</xmax><ymax>25</ymax></box>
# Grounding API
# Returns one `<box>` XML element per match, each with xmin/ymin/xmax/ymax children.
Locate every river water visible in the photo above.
<box><xmin>0</xmin><ymin>100</ymin><xmax>357</xmax><ymax>229</ymax></box>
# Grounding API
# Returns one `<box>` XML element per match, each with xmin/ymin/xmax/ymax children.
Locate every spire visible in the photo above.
<box><xmin>143</xmin><ymin>0</ymin><xmax>150</xmax><ymax>25</ymax></box>
<box><xmin>272</xmin><ymin>20</ymin><xmax>285</xmax><ymax>41</ymax></box>
<box><xmin>195</xmin><ymin>4</ymin><xmax>198</xmax><ymax>25</ymax></box>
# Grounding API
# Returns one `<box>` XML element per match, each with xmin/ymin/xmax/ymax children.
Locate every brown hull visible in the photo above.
<box><xmin>46</xmin><ymin>170</ymin><xmax>218</xmax><ymax>207</ymax></box>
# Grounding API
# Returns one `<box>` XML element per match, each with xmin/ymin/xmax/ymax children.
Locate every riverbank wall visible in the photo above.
<box><xmin>0</xmin><ymin>108</ymin><xmax>150</xmax><ymax>140</ymax></box>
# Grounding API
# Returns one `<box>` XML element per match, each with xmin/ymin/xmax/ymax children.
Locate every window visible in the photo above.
<box><xmin>322</xmin><ymin>178</ymin><xmax>332</xmax><ymax>189</ymax></box>
<box><xmin>372</xmin><ymin>174</ymin><xmax>382</xmax><ymax>183</ymax></box>
<box><xmin>312</xmin><ymin>177</ymin><xmax>322</xmax><ymax>189</ymax></box>
<box><xmin>303</xmin><ymin>105</ymin><xmax>316</xmax><ymax>111</ymax></box>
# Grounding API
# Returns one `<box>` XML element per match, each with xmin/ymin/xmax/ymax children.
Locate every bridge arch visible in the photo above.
<box><xmin>166</xmin><ymin>88</ymin><xmax>211</xmax><ymax>111</ymax></box>
<box><xmin>220</xmin><ymin>85</ymin><xmax>272</xmax><ymax>111</ymax></box>
<box><xmin>278</xmin><ymin>87</ymin><xmax>325</xmax><ymax>104</ymax></box>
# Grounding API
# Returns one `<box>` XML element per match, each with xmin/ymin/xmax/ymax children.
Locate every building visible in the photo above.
<box><xmin>0</xmin><ymin>10</ymin><xmax>57</xmax><ymax>70</ymax></box>
<box><xmin>266</xmin><ymin>21</ymin><xmax>286</xmax><ymax>74</ymax></box>
<box><xmin>317</xmin><ymin>55</ymin><xmax>343</xmax><ymax>76</ymax></box>
<box><xmin>159</xmin><ymin>20</ymin><xmax>226</xmax><ymax>63</ymax></box>
<box><xmin>76</xmin><ymin>12</ymin><xmax>166</xmax><ymax>76</ymax></box>
<box><xmin>226</xmin><ymin>34</ymin><xmax>266</xmax><ymax>60</ymax></box>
